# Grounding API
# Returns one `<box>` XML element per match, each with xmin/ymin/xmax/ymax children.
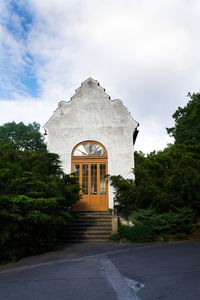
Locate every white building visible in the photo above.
<box><xmin>44</xmin><ymin>78</ymin><xmax>139</xmax><ymax>211</ymax></box>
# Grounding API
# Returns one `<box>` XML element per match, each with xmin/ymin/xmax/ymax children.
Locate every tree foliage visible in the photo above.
<box><xmin>0</xmin><ymin>122</ymin><xmax>80</xmax><ymax>262</ymax></box>
<box><xmin>134</xmin><ymin>145</ymin><xmax>200</xmax><ymax>213</ymax></box>
<box><xmin>0</xmin><ymin>121</ymin><xmax>46</xmax><ymax>150</ymax></box>
<box><xmin>129</xmin><ymin>208</ymin><xmax>195</xmax><ymax>234</ymax></box>
<box><xmin>167</xmin><ymin>92</ymin><xmax>200</xmax><ymax>145</ymax></box>
<box><xmin>109</xmin><ymin>175</ymin><xmax>137</xmax><ymax>218</ymax></box>
<box><xmin>110</xmin><ymin>207</ymin><xmax>195</xmax><ymax>243</ymax></box>
<box><xmin>0</xmin><ymin>195</ymin><xmax>74</xmax><ymax>262</ymax></box>
<box><xmin>110</xmin><ymin>92</ymin><xmax>200</xmax><ymax>218</ymax></box>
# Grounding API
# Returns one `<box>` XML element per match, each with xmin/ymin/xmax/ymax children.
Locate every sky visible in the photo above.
<box><xmin>0</xmin><ymin>0</ymin><xmax>200</xmax><ymax>154</ymax></box>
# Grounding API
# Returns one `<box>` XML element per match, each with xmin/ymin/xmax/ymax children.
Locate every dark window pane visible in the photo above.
<box><xmin>74</xmin><ymin>164</ymin><xmax>80</xmax><ymax>181</ymax></box>
<box><xmin>100</xmin><ymin>164</ymin><xmax>106</xmax><ymax>195</ymax></box>
<box><xmin>82</xmin><ymin>164</ymin><xmax>88</xmax><ymax>195</ymax></box>
<box><xmin>91</xmin><ymin>164</ymin><xmax>97</xmax><ymax>195</ymax></box>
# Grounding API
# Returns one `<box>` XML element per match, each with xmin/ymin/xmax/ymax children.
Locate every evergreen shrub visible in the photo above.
<box><xmin>110</xmin><ymin>208</ymin><xmax>195</xmax><ymax>243</ymax></box>
<box><xmin>109</xmin><ymin>223</ymin><xmax>157</xmax><ymax>243</ymax></box>
<box><xmin>0</xmin><ymin>122</ymin><xmax>80</xmax><ymax>263</ymax></box>
<box><xmin>0</xmin><ymin>193</ymin><xmax>77</xmax><ymax>263</ymax></box>
<box><xmin>129</xmin><ymin>208</ymin><xmax>195</xmax><ymax>235</ymax></box>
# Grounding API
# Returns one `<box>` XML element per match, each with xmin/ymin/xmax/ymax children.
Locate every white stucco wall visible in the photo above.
<box><xmin>43</xmin><ymin>78</ymin><xmax>138</xmax><ymax>209</ymax></box>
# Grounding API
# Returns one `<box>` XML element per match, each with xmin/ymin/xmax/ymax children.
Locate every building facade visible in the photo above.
<box><xmin>44</xmin><ymin>78</ymin><xmax>139</xmax><ymax>211</ymax></box>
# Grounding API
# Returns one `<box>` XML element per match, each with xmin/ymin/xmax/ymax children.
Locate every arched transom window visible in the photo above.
<box><xmin>73</xmin><ymin>141</ymin><xmax>107</xmax><ymax>157</ymax></box>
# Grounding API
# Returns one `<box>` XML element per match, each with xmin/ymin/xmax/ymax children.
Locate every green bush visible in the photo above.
<box><xmin>129</xmin><ymin>208</ymin><xmax>195</xmax><ymax>235</ymax></box>
<box><xmin>0</xmin><ymin>194</ymin><xmax>77</xmax><ymax>263</ymax></box>
<box><xmin>109</xmin><ymin>223</ymin><xmax>157</xmax><ymax>243</ymax></box>
<box><xmin>109</xmin><ymin>175</ymin><xmax>137</xmax><ymax>218</ymax></box>
<box><xmin>160</xmin><ymin>233</ymin><xmax>169</xmax><ymax>242</ymax></box>
<box><xmin>134</xmin><ymin>146</ymin><xmax>200</xmax><ymax>214</ymax></box>
<box><xmin>109</xmin><ymin>232</ymin><xmax>121</xmax><ymax>242</ymax></box>
<box><xmin>110</xmin><ymin>208</ymin><xmax>195</xmax><ymax>244</ymax></box>
<box><xmin>0</xmin><ymin>123</ymin><xmax>80</xmax><ymax>263</ymax></box>
<box><xmin>174</xmin><ymin>232</ymin><xmax>188</xmax><ymax>240</ymax></box>
<box><xmin>118</xmin><ymin>224</ymin><xmax>157</xmax><ymax>243</ymax></box>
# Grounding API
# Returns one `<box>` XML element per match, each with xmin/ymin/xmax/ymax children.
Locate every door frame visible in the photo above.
<box><xmin>71</xmin><ymin>141</ymin><xmax>108</xmax><ymax>211</ymax></box>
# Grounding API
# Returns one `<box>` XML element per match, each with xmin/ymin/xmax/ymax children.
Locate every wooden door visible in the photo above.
<box><xmin>72</xmin><ymin>141</ymin><xmax>108</xmax><ymax>211</ymax></box>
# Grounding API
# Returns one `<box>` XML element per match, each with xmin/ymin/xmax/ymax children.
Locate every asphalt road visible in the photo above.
<box><xmin>0</xmin><ymin>241</ymin><xmax>199</xmax><ymax>300</ymax></box>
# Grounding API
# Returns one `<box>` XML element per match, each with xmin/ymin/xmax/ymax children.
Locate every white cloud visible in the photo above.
<box><xmin>0</xmin><ymin>1</ymin><xmax>31</xmax><ymax>96</ymax></box>
<box><xmin>1</xmin><ymin>0</ymin><xmax>200</xmax><ymax>153</ymax></box>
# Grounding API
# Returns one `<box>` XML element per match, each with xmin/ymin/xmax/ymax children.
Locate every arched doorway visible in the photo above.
<box><xmin>72</xmin><ymin>141</ymin><xmax>108</xmax><ymax>211</ymax></box>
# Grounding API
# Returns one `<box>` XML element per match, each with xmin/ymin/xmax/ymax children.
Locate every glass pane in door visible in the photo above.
<box><xmin>82</xmin><ymin>164</ymin><xmax>88</xmax><ymax>195</ymax></box>
<box><xmin>90</xmin><ymin>164</ymin><xmax>97</xmax><ymax>195</ymax></box>
<box><xmin>74</xmin><ymin>164</ymin><xmax>80</xmax><ymax>181</ymax></box>
<box><xmin>100</xmin><ymin>164</ymin><xmax>106</xmax><ymax>195</ymax></box>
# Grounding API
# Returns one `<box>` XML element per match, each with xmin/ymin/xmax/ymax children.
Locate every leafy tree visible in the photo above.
<box><xmin>110</xmin><ymin>92</ymin><xmax>200</xmax><ymax>217</ymax></box>
<box><xmin>109</xmin><ymin>175</ymin><xmax>138</xmax><ymax>218</ymax></box>
<box><xmin>129</xmin><ymin>208</ymin><xmax>195</xmax><ymax>235</ymax></box>
<box><xmin>167</xmin><ymin>92</ymin><xmax>200</xmax><ymax>145</ymax></box>
<box><xmin>0</xmin><ymin>144</ymin><xmax>79</xmax><ymax>205</ymax></box>
<box><xmin>110</xmin><ymin>207</ymin><xmax>195</xmax><ymax>243</ymax></box>
<box><xmin>134</xmin><ymin>145</ymin><xmax>200</xmax><ymax>213</ymax></box>
<box><xmin>0</xmin><ymin>121</ymin><xmax>46</xmax><ymax>150</ymax></box>
<box><xmin>0</xmin><ymin>122</ymin><xmax>80</xmax><ymax>262</ymax></box>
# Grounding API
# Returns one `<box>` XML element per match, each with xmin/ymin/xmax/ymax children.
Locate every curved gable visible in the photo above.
<box><xmin>44</xmin><ymin>78</ymin><xmax>138</xmax><ymax>130</ymax></box>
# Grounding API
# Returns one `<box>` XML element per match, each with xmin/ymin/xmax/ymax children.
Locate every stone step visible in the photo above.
<box><xmin>74</xmin><ymin>218</ymin><xmax>111</xmax><ymax>223</ymax></box>
<box><xmin>71</xmin><ymin>225</ymin><xmax>111</xmax><ymax>230</ymax></box>
<box><xmin>62</xmin><ymin>234</ymin><xmax>111</xmax><ymax>242</ymax></box>
<box><xmin>68</xmin><ymin>229</ymin><xmax>111</xmax><ymax>236</ymax></box>
<box><xmin>74</xmin><ymin>217</ymin><xmax>112</xmax><ymax>221</ymax></box>
<box><xmin>77</xmin><ymin>211</ymin><xmax>112</xmax><ymax>215</ymax></box>
<box><xmin>77</xmin><ymin>216</ymin><xmax>112</xmax><ymax>219</ymax></box>
<box><xmin>76</xmin><ymin>215</ymin><xmax>112</xmax><ymax>218</ymax></box>
<box><xmin>68</xmin><ymin>232</ymin><xmax>111</xmax><ymax>237</ymax></box>
<box><xmin>63</xmin><ymin>238</ymin><xmax>109</xmax><ymax>243</ymax></box>
<box><xmin>62</xmin><ymin>211</ymin><xmax>114</xmax><ymax>242</ymax></box>
<box><xmin>72</xmin><ymin>218</ymin><xmax>112</xmax><ymax>222</ymax></box>
<box><xmin>71</xmin><ymin>221</ymin><xmax>112</xmax><ymax>228</ymax></box>
<box><xmin>67</xmin><ymin>233</ymin><xmax>111</xmax><ymax>239</ymax></box>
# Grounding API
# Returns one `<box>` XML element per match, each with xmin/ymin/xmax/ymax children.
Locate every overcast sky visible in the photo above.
<box><xmin>1</xmin><ymin>0</ymin><xmax>200</xmax><ymax>153</ymax></box>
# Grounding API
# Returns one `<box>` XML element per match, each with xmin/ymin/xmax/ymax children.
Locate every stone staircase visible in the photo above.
<box><xmin>64</xmin><ymin>211</ymin><xmax>113</xmax><ymax>242</ymax></box>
